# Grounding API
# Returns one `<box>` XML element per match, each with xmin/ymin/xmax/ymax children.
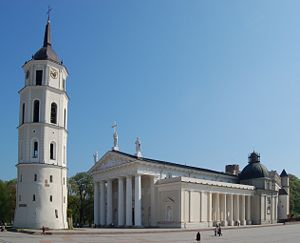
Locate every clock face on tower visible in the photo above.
<box><xmin>50</xmin><ymin>68</ymin><xmax>58</xmax><ymax>79</ymax></box>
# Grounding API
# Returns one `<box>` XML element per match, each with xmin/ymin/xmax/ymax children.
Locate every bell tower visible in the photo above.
<box><xmin>14</xmin><ymin>16</ymin><xmax>69</xmax><ymax>229</ymax></box>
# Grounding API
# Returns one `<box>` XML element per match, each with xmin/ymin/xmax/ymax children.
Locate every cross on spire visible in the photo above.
<box><xmin>47</xmin><ymin>6</ymin><xmax>52</xmax><ymax>21</ymax></box>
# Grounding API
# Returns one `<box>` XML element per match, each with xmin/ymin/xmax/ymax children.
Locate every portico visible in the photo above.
<box><xmin>89</xmin><ymin>148</ymin><xmax>287</xmax><ymax>228</ymax></box>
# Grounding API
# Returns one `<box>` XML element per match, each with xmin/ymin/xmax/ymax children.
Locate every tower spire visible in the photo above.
<box><xmin>43</xmin><ymin>7</ymin><xmax>52</xmax><ymax>47</ymax></box>
<box><xmin>33</xmin><ymin>7</ymin><xmax>61</xmax><ymax>63</ymax></box>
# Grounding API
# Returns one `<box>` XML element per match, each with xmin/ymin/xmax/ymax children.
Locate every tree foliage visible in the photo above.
<box><xmin>0</xmin><ymin>179</ymin><xmax>16</xmax><ymax>224</ymax></box>
<box><xmin>289</xmin><ymin>174</ymin><xmax>300</xmax><ymax>217</ymax></box>
<box><xmin>68</xmin><ymin>172</ymin><xmax>94</xmax><ymax>226</ymax></box>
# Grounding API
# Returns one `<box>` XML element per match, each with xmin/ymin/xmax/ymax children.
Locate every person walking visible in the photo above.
<box><xmin>218</xmin><ymin>225</ymin><xmax>222</xmax><ymax>236</ymax></box>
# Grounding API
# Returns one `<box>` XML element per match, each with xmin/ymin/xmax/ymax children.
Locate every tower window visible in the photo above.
<box><xmin>36</xmin><ymin>70</ymin><xmax>43</xmax><ymax>85</ymax></box>
<box><xmin>33</xmin><ymin>194</ymin><xmax>36</xmax><ymax>201</ymax></box>
<box><xmin>22</xmin><ymin>103</ymin><xmax>25</xmax><ymax>124</ymax></box>
<box><xmin>33</xmin><ymin>141</ymin><xmax>38</xmax><ymax>158</ymax></box>
<box><xmin>26</xmin><ymin>70</ymin><xmax>30</xmax><ymax>79</ymax></box>
<box><xmin>50</xmin><ymin>103</ymin><xmax>57</xmax><ymax>124</ymax></box>
<box><xmin>33</xmin><ymin>100</ymin><xmax>40</xmax><ymax>122</ymax></box>
<box><xmin>34</xmin><ymin>174</ymin><xmax>37</xmax><ymax>181</ymax></box>
<box><xmin>63</xmin><ymin>146</ymin><xmax>66</xmax><ymax>164</ymax></box>
<box><xmin>20</xmin><ymin>174</ymin><xmax>23</xmax><ymax>182</ymax></box>
<box><xmin>62</xmin><ymin>79</ymin><xmax>66</xmax><ymax>90</ymax></box>
<box><xmin>55</xmin><ymin>209</ymin><xmax>58</xmax><ymax>218</ymax></box>
<box><xmin>63</xmin><ymin>109</ymin><xmax>66</xmax><ymax>128</ymax></box>
<box><xmin>50</xmin><ymin>195</ymin><xmax>53</xmax><ymax>202</ymax></box>
<box><xmin>50</xmin><ymin>142</ymin><xmax>56</xmax><ymax>160</ymax></box>
<box><xmin>50</xmin><ymin>175</ymin><xmax>53</xmax><ymax>183</ymax></box>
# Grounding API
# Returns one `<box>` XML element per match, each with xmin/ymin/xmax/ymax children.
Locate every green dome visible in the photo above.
<box><xmin>239</xmin><ymin>152</ymin><xmax>269</xmax><ymax>180</ymax></box>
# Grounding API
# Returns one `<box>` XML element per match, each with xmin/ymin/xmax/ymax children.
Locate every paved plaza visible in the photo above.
<box><xmin>0</xmin><ymin>224</ymin><xmax>299</xmax><ymax>243</ymax></box>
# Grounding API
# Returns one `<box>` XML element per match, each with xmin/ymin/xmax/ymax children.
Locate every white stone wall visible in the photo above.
<box><xmin>14</xmin><ymin>58</ymin><xmax>69</xmax><ymax>229</ymax></box>
<box><xmin>14</xmin><ymin>164</ymin><xmax>68</xmax><ymax>229</ymax></box>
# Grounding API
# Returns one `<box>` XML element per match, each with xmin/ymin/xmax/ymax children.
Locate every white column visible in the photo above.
<box><xmin>126</xmin><ymin>176</ymin><xmax>132</xmax><ymax>226</ymax></box>
<box><xmin>275</xmin><ymin>196</ymin><xmax>278</xmax><ymax>222</ymax></box>
<box><xmin>207</xmin><ymin>192</ymin><xmax>212</xmax><ymax>227</ymax></box>
<box><xmin>199</xmin><ymin>191</ymin><xmax>203</xmax><ymax>222</ymax></box>
<box><xmin>94</xmin><ymin>182</ymin><xmax>99</xmax><ymax>226</ymax></box>
<box><xmin>234</xmin><ymin>194</ymin><xmax>240</xmax><ymax>225</ymax></box>
<box><xmin>221</xmin><ymin>194</ymin><xmax>227</xmax><ymax>226</ymax></box>
<box><xmin>118</xmin><ymin>177</ymin><xmax>125</xmax><ymax>226</ymax></box>
<box><xmin>212</xmin><ymin>193</ymin><xmax>216</xmax><ymax>223</ymax></box>
<box><xmin>228</xmin><ymin>194</ymin><xmax>234</xmax><ymax>226</ymax></box>
<box><xmin>106</xmin><ymin>180</ymin><xmax>113</xmax><ymax>225</ymax></box>
<box><xmin>99</xmin><ymin>181</ymin><xmax>105</xmax><ymax>225</ymax></box>
<box><xmin>216</xmin><ymin>193</ymin><xmax>220</xmax><ymax>224</ymax></box>
<box><xmin>240</xmin><ymin>195</ymin><xmax>246</xmax><ymax>225</ymax></box>
<box><xmin>246</xmin><ymin>195</ymin><xmax>251</xmax><ymax>225</ymax></box>
<box><xmin>150</xmin><ymin>176</ymin><xmax>156</xmax><ymax>226</ymax></box>
<box><xmin>134</xmin><ymin>175</ymin><xmax>142</xmax><ymax>226</ymax></box>
<box><xmin>189</xmin><ymin>191</ymin><xmax>192</xmax><ymax>222</ymax></box>
<box><xmin>271</xmin><ymin>195</ymin><xmax>276</xmax><ymax>223</ymax></box>
<box><xmin>260</xmin><ymin>195</ymin><xmax>265</xmax><ymax>224</ymax></box>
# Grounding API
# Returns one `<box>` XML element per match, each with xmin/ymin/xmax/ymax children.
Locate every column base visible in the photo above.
<box><xmin>240</xmin><ymin>220</ymin><xmax>246</xmax><ymax>226</ymax></box>
<box><xmin>246</xmin><ymin>220</ymin><xmax>252</xmax><ymax>225</ymax></box>
<box><xmin>207</xmin><ymin>221</ymin><xmax>213</xmax><ymax>227</ymax></box>
<box><xmin>221</xmin><ymin>220</ymin><xmax>228</xmax><ymax>226</ymax></box>
<box><xmin>213</xmin><ymin>221</ymin><xmax>221</xmax><ymax>226</ymax></box>
<box><xmin>228</xmin><ymin>220</ymin><xmax>234</xmax><ymax>226</ymax></box>
<box><xmin>235</xmin><ymin>220</ymin><xmax>240</xmax><ymax>226</ymax></box>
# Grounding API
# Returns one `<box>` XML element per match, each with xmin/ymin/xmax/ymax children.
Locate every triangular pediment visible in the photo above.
<box><xmin>89</xmin><ymin>151</ymin><xmax>135</xmax><ymax>174</ymax></box>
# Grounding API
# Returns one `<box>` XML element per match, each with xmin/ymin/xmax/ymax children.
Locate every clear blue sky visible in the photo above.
<box><xmin>1</xmin><ymin>0</ymin><xmax>300</xmax><ymax>180</ymax></box>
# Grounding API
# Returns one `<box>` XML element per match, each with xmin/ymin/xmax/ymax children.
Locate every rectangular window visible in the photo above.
<box><xmin>63</xmin><ymin>109</ymin><xmax>66</xmax><ymax>128</ymax></box>
<box><xmin>62</xmin><ymin>79</ymin><xmax>66</xmax><ymax>90</ymax></box>
<box><xmin>22</xmin><ymin>103</ymin><xmax>25</xmax><ymax>124</ymax></box>
<box><xmin>50</xmin><ymin>175</ymin><xmax>53</xmax><ymax>183</ymax></box>
<box><xmin>33</xmin><ymin>194</ymin><xmax>35</xmax><ymax>201</ymax></box>
<box><xmin>33</xmin><ymin>142</ymin><xmax>38</xmax><ymax>158</ymax></box>
<box><xmin>50</xmin><ymin>143</ymin><xmax>54</xmax><ymax>160</ymax></box>
<box><xmin>34</xmin><ymin>174</ymin><xmax>37</xmax><ymax>181</ymax></box>
<box><xmin>63</xmin><ymin>146</ymin><xmax>66</xmax><ymax>164</ymax></box>
<box><xmin>36</xmin><ymin>70</ymin><xmax>43</xmax><ymax>85</ymax></box>
<box><xmin>55</xmin><ymin>209</ymin><xmax>58</xmax><ymax>218</ymax></box>
<box><xmin>50</xmin><ymin>195</ymin><xmax>53</xmax><ymax>202</ymax></box>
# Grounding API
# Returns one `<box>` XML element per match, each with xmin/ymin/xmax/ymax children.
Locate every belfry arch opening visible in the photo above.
<box><xmin>50</xmin><ymin>102</ymin><xmax>57</xmax><ymax>124</ymax></box>
<box><xmin>33</xmin><ymin>100</ymin><xmax>40</xmax><ymax>122</ymax></box>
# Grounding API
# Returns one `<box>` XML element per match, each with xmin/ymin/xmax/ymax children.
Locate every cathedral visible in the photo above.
<box><xmin>13</xmin><ymin>14</ymin><xmax>289</xmax><ymax>230</ymax></box>
<box><xmin>90</xmin><ymin>132</ymin><xmax>289</xmax><ymax>228</ymax></box>
<box><xmin>14</xmin><ymin>16</ymin><xmax>69</xmax><ymax>229</ymax></box>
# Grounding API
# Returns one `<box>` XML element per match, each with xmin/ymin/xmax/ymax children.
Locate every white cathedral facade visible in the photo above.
<box><xmin>90</xmin><ymin>134</ymin><xmax>290</xmax><ymax>228</ymax></box>
<box><xmin>14</xmin><ymin>17</ymin><xmax>69</xmax><ymax>229</ymax></box>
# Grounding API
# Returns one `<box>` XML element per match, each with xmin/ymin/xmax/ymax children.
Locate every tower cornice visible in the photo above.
<box><xmin>18</xmin><ymin>85</ymin><xmax>70</xmax><ymax>100</ymax></box>
<box><xmin>17</xmin><ymin>122</ymin><xmax>68</xmax><ymax>134</ymax></box>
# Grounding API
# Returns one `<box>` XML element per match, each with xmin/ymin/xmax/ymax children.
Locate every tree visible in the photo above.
<box><xmin>68</xmin><ymin>172</ymin><xmax>93</xmax><ymax>226</ymax></box>
<box><xmin>289</xmin><ymin>174</ymin><xmax>300</xmax><ymax>217</ymax></box>
<box><xmin>0</xmin><ymin>179</ymin><xmax>16</xmax><ymax>224</ymax></box>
